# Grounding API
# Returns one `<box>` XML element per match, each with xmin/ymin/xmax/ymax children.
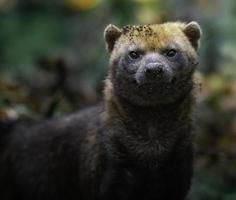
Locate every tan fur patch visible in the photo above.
<box><xmin>111</xmin><ymin>22</ymin><xmax>196</xmax><ymax>59</ymax></box>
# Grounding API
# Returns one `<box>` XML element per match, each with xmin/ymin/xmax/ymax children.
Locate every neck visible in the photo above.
<box><xmin>104</xmin><ymin>81</ymin><xmax>194</xmax><ymax>125</ymax></box>
<box><xmin>103</xmin><ymin>79</ymin><xmax>195</xmax><ymax>167</ymax></box>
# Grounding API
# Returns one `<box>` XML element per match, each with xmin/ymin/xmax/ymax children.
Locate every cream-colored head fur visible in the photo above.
<box><xmin>104</xmin><ymin>21</ymin><xmax>202</xmax><ymax>54</ymax></box>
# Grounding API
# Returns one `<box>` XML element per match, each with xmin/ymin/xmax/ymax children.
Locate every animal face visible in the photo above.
<box><xmin>104</xmin><ymin>22</ymin><xmax>202</xmax><ymax>105</ymax></box>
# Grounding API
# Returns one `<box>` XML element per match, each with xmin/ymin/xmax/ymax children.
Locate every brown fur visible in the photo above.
<box><xmin>0</xmin><ymin>21</ymin><xmax>202</xmax><ymax>200</ymax></box>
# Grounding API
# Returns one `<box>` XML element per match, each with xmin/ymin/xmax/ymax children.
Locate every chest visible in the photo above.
<box><xmin>122</xmin><ymin>120</ymin><xmax>179</xmax><ymax>156</ymax></box>
<box><xmin>99</xmin><ymin>166</ymin><xmax>170</xmax><ymax>200</ymax></box>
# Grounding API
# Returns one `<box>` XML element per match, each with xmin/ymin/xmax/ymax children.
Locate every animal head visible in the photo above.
<box><xmin>104</xmin><ymin>22</ymin><xmax>202</xmax><ymax>106</ymax></box>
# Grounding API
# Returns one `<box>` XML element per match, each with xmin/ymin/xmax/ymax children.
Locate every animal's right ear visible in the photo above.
<box><xmin>104</xmin><ymin>24</ymin><xmax>122</xmax><ymax>53</ymax></box>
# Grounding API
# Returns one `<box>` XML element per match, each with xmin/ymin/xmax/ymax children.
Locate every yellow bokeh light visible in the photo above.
<box><xmin>66</xmin><ymin>0</ymin><xmax>102</xmax><ymax>11</ymax></box>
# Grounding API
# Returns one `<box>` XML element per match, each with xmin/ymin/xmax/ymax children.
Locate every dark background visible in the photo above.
<box><xmin>0</xmin><ymin>0</ymin><xmax>235</xmax><ymax>199</ymax></box>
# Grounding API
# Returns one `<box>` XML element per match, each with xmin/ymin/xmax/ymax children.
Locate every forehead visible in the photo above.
<box><xmin>120</xmin><ymin>24</ymin><xmax>188</xmax><ymax>50</ymax></box>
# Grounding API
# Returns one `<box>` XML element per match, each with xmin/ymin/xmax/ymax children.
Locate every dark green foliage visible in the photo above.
<box><xmin>0</xmin><ymin>0</ymin><xmax>236</xmax><ymax>199</ymax></box>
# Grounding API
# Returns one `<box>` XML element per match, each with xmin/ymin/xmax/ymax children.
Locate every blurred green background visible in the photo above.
<box><xmin>0</xmin><ymin>0</ymin><xmax>236</xmax><ymax>199</ymax></box>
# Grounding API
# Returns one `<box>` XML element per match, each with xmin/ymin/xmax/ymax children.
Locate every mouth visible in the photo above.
<box><xmin>132</xmin><ymin>79</ymin><xmax>173</xmax><ymax>95</ymax></box>
<box><xmin>170</xmin><ymin>77</ymin><xmax>177</xmax><ymax>84</ymax></box>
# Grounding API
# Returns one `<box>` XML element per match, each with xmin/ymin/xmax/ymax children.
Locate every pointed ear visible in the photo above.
<box><xmin>104</xmin><ymin>24</ymin><xmax>122</xmax><ymax>53</ymax></box>
<box><xmin>183</xmin><ymin>21</ymin><xmax>202</xmax><ymax>50</ymax></box>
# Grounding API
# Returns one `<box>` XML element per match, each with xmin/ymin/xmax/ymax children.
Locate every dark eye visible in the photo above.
<box><xmin>128</xmin><ymin>51</ymin><xmax>141</xmax><ymax>60</ymax></box>
<box><xmin>166</xmin><ymin>49</ymin><xmax>177</xmax><ymax>57</ymax></box>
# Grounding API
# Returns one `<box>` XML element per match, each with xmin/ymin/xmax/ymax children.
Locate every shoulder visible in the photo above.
<box><xmin>7</xmin><ymin>103</ymin><xmax>104</xmax><ymax>149</ymax></box>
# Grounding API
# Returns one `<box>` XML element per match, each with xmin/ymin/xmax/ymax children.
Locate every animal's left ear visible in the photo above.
<box><xmin>183</xmin><ymin>21</ymin><xmax>202</xmax><ymax>50</ymax></box>
<box><xmin>104</xmin><ymin>24</ymin><xmax>122</xmax><ymax>53</ymax></box>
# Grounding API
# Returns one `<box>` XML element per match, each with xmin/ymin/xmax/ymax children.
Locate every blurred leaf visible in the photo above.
<box><xmin>66</xmin><ymin>0</ymin><xmax>102</xmax><ymax>11</ymax></box>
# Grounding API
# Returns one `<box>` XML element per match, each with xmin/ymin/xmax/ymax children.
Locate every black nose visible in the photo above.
<box><xmin>145</xmin><ymin>63</ymin><xmax>164</xmax><ymax>79</ymax></box>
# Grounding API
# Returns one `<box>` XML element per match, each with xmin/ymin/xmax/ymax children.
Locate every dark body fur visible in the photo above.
<box><xmin>0</xmin><ymin>21</ymin><xmax>201</xmax><ymax>200</ymax></box>
<box><xmin>0</xmin><ymin>101</ymin><xmax>193</xmax><ymax>200</ymax></box>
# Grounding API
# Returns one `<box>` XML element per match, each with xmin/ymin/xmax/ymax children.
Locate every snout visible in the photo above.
<box><xmin>135</xmin><ymin>62</ymin><xmax>174</xmax><ymax>85</ymax></box>
<box><xmin>145</xmin><ymin>63</ymin><xmax>164</xmax><ymax>80</ymax></box>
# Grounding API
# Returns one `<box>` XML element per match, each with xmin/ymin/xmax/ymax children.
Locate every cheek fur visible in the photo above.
<box><xmin>119</xmin><ymin>57</ymin><xmax>140</xmax><ymax>75</ymax></box>
<box><xmin>168</xmin><ymin>53</ymin><xmax>192</xmax><ymax>77</ymax></box>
